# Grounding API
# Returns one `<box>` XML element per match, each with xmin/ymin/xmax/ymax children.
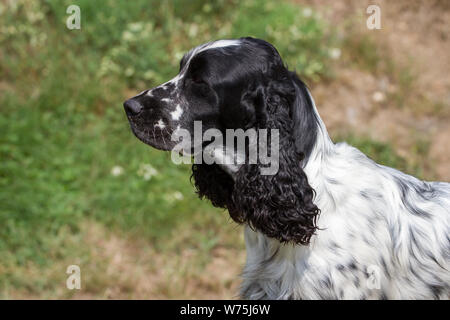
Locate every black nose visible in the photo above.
<box><xmin>123</xmin><ymin>99</ymin><xmax>143</xmax><ymax>115</ymax></box>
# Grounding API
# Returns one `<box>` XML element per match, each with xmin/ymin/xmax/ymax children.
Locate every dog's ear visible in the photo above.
<box><xmin>191</xmin><ymin>163</ymin><xmax>240</xmax><ymax>220</ymax></box>
<box><xmin>231</xmin><ymin>73</ymin><xmax>320</xmax><ymax>245</ymax></box>
<box><xmin>289</xmin><ymin>72</ymin><xmax>319</xmax><ymax>160</ymax></box>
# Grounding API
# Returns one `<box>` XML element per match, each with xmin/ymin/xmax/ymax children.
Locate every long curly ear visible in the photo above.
<box><xmin>191</xmin><ymin>164</ymin><xmax>240</xmax><ymax>220</ymax></box>
<box><xmin>231</xmin><ymin>74</ymin><xmax>320</xmax><ymax>245</ymax></box>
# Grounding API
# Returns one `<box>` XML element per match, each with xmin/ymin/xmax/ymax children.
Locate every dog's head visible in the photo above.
<box><xmin>124</xmin><ymin>37</ymin><xmax>320</xmax><ymax>245</ymax></box>
<box><xmin>124</xmin><ymin>39</ymin><xmax>245</xmax><ymax>151</ymax></box>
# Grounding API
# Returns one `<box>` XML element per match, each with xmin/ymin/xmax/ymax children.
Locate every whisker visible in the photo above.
<box><xmin>161</xmin><ymin>128</ymin><xmax>166</xmax><ymax>147</ymax></box>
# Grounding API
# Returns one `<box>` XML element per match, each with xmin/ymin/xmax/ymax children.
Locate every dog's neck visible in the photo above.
<box><xmin>301</xmin><ymin>93</ymin><xmax>338</xmax><ymax>219</ymax></box>
<box><xmin>302</xmin><ymin>92</ymin><xmax>334</xmax><ymax>179</ymax></box>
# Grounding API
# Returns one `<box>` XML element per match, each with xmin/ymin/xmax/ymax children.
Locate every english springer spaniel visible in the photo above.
<box><xmin>124</xmin><ymin>37</ymin><xmax>450</xmax><ymax>299</ymax></box>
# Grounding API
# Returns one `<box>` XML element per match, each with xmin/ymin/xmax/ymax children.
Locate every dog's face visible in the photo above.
<box><xmin>124</xmin><ymin>38</ymin><xmax>277</xmax><ymax>151</ymax></box>
<box><xmin>124</xmin><ymin>37</ymin><xmax>320</xmax><ymax>245</ymax></box>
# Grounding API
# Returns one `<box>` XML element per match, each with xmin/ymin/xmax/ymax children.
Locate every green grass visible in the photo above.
<box><xmin>335</xmin><ymin>135</ymin><xmax>425</xmax><ymax>179</ymax></box>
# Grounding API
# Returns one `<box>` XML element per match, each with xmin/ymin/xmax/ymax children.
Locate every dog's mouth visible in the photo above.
<box><xmin>127</xmin><ymin>118</ymin><xmax>176</xmax><ymax>151</ymax></box>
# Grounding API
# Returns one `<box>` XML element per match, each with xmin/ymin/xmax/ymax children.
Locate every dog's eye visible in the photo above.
<box><xmin>190</xmin><ymin>77</ymin><xmax>210</xmax><ymax>97</ymax></box>
<box><xmin>191</xmin><ymin>76</ymin><xmax>206</xmax><ymax>85</ymax></box>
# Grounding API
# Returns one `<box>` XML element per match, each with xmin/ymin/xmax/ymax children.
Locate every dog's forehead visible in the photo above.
<box><xmin>146</xmin><ymin>40</ymin><xmax>241</xmax><ymax>97</ymax></box>
<box><xmin>182</xmin><ymin>39</ymin><xmax>241</xmax><ymax>69</ymax></box>
<box><xmin>200</xmin><ymin>39</ymin><xmax>242</xmax><ymax>51</ymax></box>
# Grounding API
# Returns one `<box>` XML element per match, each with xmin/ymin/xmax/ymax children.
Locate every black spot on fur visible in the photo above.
<box><xmin>380</xmin><ymin>257</ymin><xmax>390</xmax><ymax>279</ymax></box>
<box><xmin>360</xmin><ymin>190</ymin><xmax>371</xmax><ymax>199</ymax></box>
<box><xmin>429</xmin><ymin>285</ymin><xmax>445</xmax><ymax>299</ymax></box>
<box><xmin>327</xmin><ymin>178</ymin><xmax>341</xmax><ymax>185</ymax></box>
<box><xmin>353</xmin><ymin>277</ymin><xmax>360</xmax><ymax>288</ymax></box>
<box><xmin>320</xmin><ymin>275</ymin><xmax>333</xmax><ymax>289</ymax></box>
<box><xmin>361</xmin><ymin>190</ymin><xmax>384</xmax><ymax>200</ymax></box>
<box><xmin>330</xmin><ymin>241</ymin><xmax>341</xmax><ymax>249</ymax></box>
<box><xmin>348</xmin><ymin>261</ymin><xmax>358</xmax><ymax>270</ymax></box>
<box><xmin>394</xmin><ymin>177</ymin><xmax>433</xmax><ymax>219</ymax></box>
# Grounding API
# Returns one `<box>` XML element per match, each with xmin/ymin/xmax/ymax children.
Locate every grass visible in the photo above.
<box><xmin>0</xmin><ymin>0</ymin><xmax>429</xmax><ymax>299</ymax></box>
<box><xmin>341</xmin><ymin>24</ymin><xmax>446</xmax><ymax>117</ymax></box>
<box><xmin>342</xmin><ymin>32</ymin><xmax>383</xmax><ymax>74</ymax></box>
<box><xmin>334</xmin><ymin>135</ymin><xmax>425</xmax><ymax>179</ymax></box>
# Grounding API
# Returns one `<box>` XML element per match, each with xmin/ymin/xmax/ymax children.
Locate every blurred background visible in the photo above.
<box><xmin>0</xmin><ymin>0</ymin><xmax>448</xmax><ymax>299</ymax></box>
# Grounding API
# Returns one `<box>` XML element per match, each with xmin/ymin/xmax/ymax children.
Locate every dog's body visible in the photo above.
<box><xmin>124</xmin><ymin>38</ymin><xmax>450</xmax><ymax>299</ymax></box>
<box><xmin>242</xmin><ymin>112</ymin><xmax>450</xmax><ymax>299</ymax></box>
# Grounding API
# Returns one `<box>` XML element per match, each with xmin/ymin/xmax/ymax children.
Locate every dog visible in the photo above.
<box><xmin>124</xmin><ymin>37</ymin><xmax>450</xmax><ymax>299</ymax></box>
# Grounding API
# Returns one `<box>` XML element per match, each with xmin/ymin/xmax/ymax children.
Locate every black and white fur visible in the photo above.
<box><xmin>124</xmin><ymin>37</ymin><xmax>450</xmax><ymax>299</ymax></box>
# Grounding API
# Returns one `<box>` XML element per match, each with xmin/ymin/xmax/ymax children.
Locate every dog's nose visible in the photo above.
<box><xmin>123</xmin><ymin>99</ymin><xmax>143</xmax><ymax>115</ymax></box>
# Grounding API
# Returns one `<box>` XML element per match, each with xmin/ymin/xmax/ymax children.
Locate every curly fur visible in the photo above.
<box><xmin>191</xmin><ymin>163</ymin><xmax>238</xmax><ymax>218</ymax></box>
<box><xmin>230</xmin><ymin>79</ymin><xmax>319</xmax><ymax>245</ymax></box>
